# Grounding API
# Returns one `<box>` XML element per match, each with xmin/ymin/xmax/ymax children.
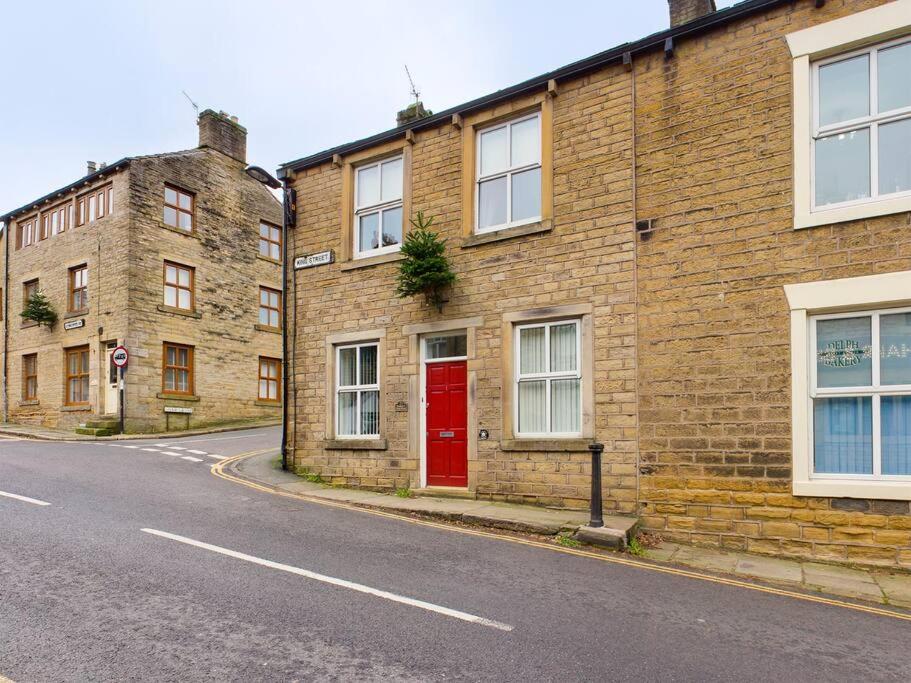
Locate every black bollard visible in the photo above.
<box><xmin>588</xmin><ymin>442</ymin><xmax>604</xmax><ymax>528</ymax></box>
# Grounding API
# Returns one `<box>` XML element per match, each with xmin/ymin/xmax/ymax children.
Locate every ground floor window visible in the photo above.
<box><xmin>22</xmin><ymin>353</ymin><xmax>37</xmax><ymax>401</ymax></box>
<box><xmin>336</xmin><ymin>342</ymin><xmax>379</xmax><ymax>437</ymax></box>
<box><xmin>811</xmin><ymin>308</ymin><xmax>911</xmax><ymax>478</ymax></box>
<box><xmin>162</xmin><ymin>343</ymin><xmax>194</xmax><ymax>395</ymax></box>
<box><xmin>515</xmin><ymin>319</ymin><xmax>581</xmax><ymax>437</ymax></box>
<box><xmin>65</xmin><ymin>346</ymin><xmax>89</xmax><ymax>406</ymax></box>
<box><xmin>258</xmin><ymin>357</ymin><xmax>281</xmax><ymax>402</ymax></box>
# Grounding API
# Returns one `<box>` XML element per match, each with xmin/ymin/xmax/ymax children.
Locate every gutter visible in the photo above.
<box><xmin>0</xmin><ymin>158</ymin><xmax>130</xmax><ymax>224</ymax></box>
<box><xmin>277</xmin><ymin>0</ymin><xmax>791</xmax><ymax>176</ymax></box>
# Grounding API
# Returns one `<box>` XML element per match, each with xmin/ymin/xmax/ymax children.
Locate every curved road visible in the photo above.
<box><xmin>1</xmin><ymin>426</ymin><xmax>910</xmax><ymax>681</ymax></box>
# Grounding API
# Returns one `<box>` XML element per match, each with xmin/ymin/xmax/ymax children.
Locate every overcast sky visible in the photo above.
<box><xmin>0</xmin><ymin>0</ymin><xmax>737</xmax><ymax>213</ymax></box>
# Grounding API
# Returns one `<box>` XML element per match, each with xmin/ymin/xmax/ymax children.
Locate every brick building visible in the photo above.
<box><xmin>280</xmin><ymin>0</ymin><xmax>911</xmax><ymax>566</ymax></box>
<box><xmin>0</xmin><ymin>110</ymin><xmax>283</xmax><ymax>434</ymax></box>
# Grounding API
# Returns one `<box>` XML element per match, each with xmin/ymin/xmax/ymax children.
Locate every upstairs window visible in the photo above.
<box><xmin>17</xmin><ymin>216</ymin><xmax>37</xmax><ymax>249</ymax></box>
<box><xmin>813</xmin><ymin>39</ymin><xmax>911</xmax><ymax>211</ymax></box>
<box><xmin>68</xmin><ymin>265</ymin><xmax>88</xmax><ymax>312</ymax></box>
<box><xmin>76</xmin><ymin>185</ymin><xmax>112</xmax><ymax>227</ymax></box>
<box><xmin>164</xmin><ymin>184</ymin><xmax>194</xmax><ymax>232</ymax></box>
<box><xmin>353</xmin><ymin>156</ymin><xmax>403</xmax><ymax>258</ymax></box>
<box><xmin>22</xmin><ymin>279</ymin><xmax>39</xmax><ymax>308</ymax></box>
<box><xmin>48</xmin><ymin>203</ymin><xmax>69</xmax><ymax>236</ymax></box>
<box><xmin>259</xmin><ymin>222</ymin><xmax>281</xmax><ymax>261</ymax></box>
<box><xmin>476</xmin><ymin>112</ymin><xmax>541</xmax><ymax>233</ymax></box>
<box><xmin>258</xmin><ymin>286</ymin><xmax>281</xmax><ymax>329</ymax></box>
<box><xmin>164</xmin><ymin>262</ymin><xmax>195</xmax><ymax>311</ymax></box>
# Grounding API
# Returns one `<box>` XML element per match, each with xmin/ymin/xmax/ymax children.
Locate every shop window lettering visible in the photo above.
<box><xmin>817</xmin><ymin>339</ymin><xmax>910</xmax><ymax>368</ymax></box>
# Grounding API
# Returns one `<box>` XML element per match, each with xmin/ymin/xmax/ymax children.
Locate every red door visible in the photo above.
<box><xmin>426</xmin><ymin>361</ymin><xmax>468</xmax><ymax>487</ymax></box>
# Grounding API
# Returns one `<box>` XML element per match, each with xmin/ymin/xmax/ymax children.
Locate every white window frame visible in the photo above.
<box><xmin>810</xmin><ymin>37</ymin><xmax>911</xmax><ymax>213</ymax></box>
<box><xmin>514</xmin><ymin>318</ymin><xmax>582</xmax><ymax>439</ymax></box>
<box><xmin>475</xmin><ymin>112</ymin><xmax>541</xmax><ymax>234</ymax></box>
<box><xmin>335</xmin><ymin>342</ymin><xmax>380</xmax><ymax>439</ymax></box>
<box><xmin>785</xmin><ymin>269</ymin><xmax>911</xmax><ymax>500</ymax></box>
<box><xmin>788</xmin><ymin>1</ymin><xmax>911</xmax><ymax>229</ymax></box>
<box><xmin>809</xmin><ymin>307</ymin><xmax>911</xmax><ymax>482</ymax></box>
<box><xmin>353</xmin><ymin>156</ymin><xmax>403</xmax><ymax>259</ymax></box>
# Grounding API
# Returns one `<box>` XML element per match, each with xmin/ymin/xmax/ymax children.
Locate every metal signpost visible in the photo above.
<box><xmin>111</xmin><ymin>345</ymin><xmax>129</xmax><ymax>435</ymax></box>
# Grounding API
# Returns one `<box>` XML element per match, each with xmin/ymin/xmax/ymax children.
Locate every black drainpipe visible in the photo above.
<box><xmin>280</xmin><ymin>181</ymin><xmax>291</xmax><ymax>471</ymax></box>
<box><xmin>2</xmin><ymin>219</ymin><xmax>9</xmax><ymax>422</ymax></box>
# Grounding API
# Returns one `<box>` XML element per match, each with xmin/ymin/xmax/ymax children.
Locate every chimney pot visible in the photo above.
<box><xmin>668</xmin><ymin>0</ymin><xmax>716</xmax><ymax>28</ymax></box>
<box><xmin>197</xmin><ymin>109</ymin><xmax>247</xmax><ymax>163</ymax></box>
<box><xmin>86</xmin><ymin>161</ymin><xmax>97</xmax><ymax>175</ymax></box>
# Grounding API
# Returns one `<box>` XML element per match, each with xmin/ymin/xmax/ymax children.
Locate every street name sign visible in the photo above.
<box><xmin>294</xmin><ymin>250</ymin><xmax>334</xmax><ymax>270</ymax></box>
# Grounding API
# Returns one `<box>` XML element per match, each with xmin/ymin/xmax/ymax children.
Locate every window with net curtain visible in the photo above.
<box><xmin>354</xmin><ymin>157</ymin><xmax>403</xmax><ymax>258</ymax></box>
<box><xmin>515</xmin><ymin>320</ymin><xmax>581</xmax><ymax>436</ymax></box>
<box><xmin>336</xmin><ymin>343</ymin><xmax>380</xmax><ymax>438</ymax></box>
<box><xmin>812</xmin><ymin>309</ymin><xmax>911</xmax><ymax>478</ymax></box>
<box><xmin>813</xmin><ymin>38</ymin><xmax>911</xmax><ymax>210</ymax></box>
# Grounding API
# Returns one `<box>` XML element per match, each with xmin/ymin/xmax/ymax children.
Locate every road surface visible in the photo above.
<box><xmin>1</xmin><ymin>426</ymin><xmax>910</xmax><ymax>681</ymax></box>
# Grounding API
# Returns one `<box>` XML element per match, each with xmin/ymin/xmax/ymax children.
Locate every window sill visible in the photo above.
<box><xmin>500</xmin><ymin>438</ymin><xmax>592</xmax><ymax>453</ymax></box>
<box><xmin>796</xmin><ymin>196</ymin><xmax>911</xmax><ymax>230</ymax></box>
<box><xmin>257</xmin><ymin>254</ymin><xmax>282</xmax><ymax>265</ymax></box>
<box><xmin>794</xmin><ymin>479</ymin><xmax>911</xmax><ymax>502</ymax></box>
<box><xmin>254</xmin><ymin>399</ymin><xmax>282</xmax><ymax>407</ymax></box>
<box><xmin>156</xmin><ymin>392</ymin><xmax>200</xmax><ymax>402</ymax></box>
<box><xmin>64</xmin><ymin>310</ymin><xmax>88</xmax><ymax>319</ymax></box>
<box><xmin>157</xmin><ymin>304</ymin><xmax>202</xmax><ymax>319</ymax></box>
<box><xmin>340</xmin><ymin>251</ymin><xmax>404</xmax><ymax>271</ymax></box>
<box><xmin>461</xmin><ymin>219</ymin><xmax>552</xmax><ymax>248</ymax></box>
<box><xmin>18</xmin><ymin>400</ymin><xmax>39</xmax><ymax>407</ymax></box>
<box><xmin>61</xmin><ymin>404</ymin><xmax>91</xmax><ymax>412</ymax></box>
<box><xmin>160</xmin><ymin>223</ymin><xmax>199</xmax><ymax>239</ymax></box>
<box><xmin>20</xmin><ymin>321</ymin><xmax>39</xmax><ymax>329</ymax></box>
<box><xmin>254</xmin><ymin>324</ymin><xmax>281</xmax><ymax>335</ymax></box>
<box><xmin>323</xmin><ymin>438</ymin><xmax>388</xmax><ymax>451</ymax></box>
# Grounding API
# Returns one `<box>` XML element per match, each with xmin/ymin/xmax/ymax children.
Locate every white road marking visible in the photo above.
<box><xmin>123</xmin><ymin>445</ymin><xmax>140</xmax><ymax>449</ymax></box>
<box><xmin>140</xmin><ymin>448</ymin><xmax>160</xmax><ymax>452</ymax></box>
<box><xmin>140</xmin><ymin>529</ymin><xmax>513</xmax><ymax>632</ymax></box>
<box><xmin>0</xmin><ymin>490</ymin><xmax>51</xmax><ymax>506</ymax></box>
<box><xmin>161</xmin><ymin>451</ymin><xmax>184</xmax><ymax>457</ymax></box>
<box><xmin>181</xmin><ymin>456</ymin><xmax>204</xmax><ymax>462</ymax></box>
<box><xmin>187</xmin><ymin>449</ymin><xmax>208</xmax><ymax>455</ymax></box>
<box><xmin>167</xmin><ymin>433</ymin><xmax>270</xmax><ymax>445</ymax></box>
<box><xmin>204</xmin><ymin>454</ymin><xmax>227</xmax><ymax>460</ymax></box>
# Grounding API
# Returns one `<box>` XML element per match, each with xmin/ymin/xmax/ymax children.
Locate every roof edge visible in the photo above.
<box><xmin>277</xmin><ymin>0</ymin><xmax>790</xmax><ymax>176</ymax></box>
<box><xmin>1</xmin><ymin>158</ymin><xmax>131</xmax><ymax>223</ymax></box>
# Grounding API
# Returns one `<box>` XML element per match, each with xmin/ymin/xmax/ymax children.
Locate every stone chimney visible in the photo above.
<box><xmin>668</xmin><ymin>0</ymin><xmax>716</xmax><ymax>28</ymax></box>
<box><xmin>87</xmin><ymin>161</ymin><xmax>97</xmax><ymax>175</ymax></box>
<box><xmin>396</xmin><ymin>101</ymin><xmax>432</xmax><ymax>127</ymax></box>
<box><xmin>197</xmin><ymin>109</ymin><xmax>247</xmax><ymax>163</ymax></box>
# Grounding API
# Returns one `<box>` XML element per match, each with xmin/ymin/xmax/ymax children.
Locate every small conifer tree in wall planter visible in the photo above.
<box><xmin>395</xmin><ymin>212</ymin><xmax>456</xmax><ymax>313</ymax></box>
<box><xmin>20</xmin><ymin>290</ymin><xmax>58</xmax><ymax>329</ymax></box>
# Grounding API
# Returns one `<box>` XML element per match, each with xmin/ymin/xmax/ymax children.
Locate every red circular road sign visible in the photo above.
<box><xmin>111</xmin><ymin>345</ymin><xmax>129</xmax><ymax>368</ymax></box>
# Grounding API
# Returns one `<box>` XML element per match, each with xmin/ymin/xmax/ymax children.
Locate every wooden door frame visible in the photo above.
<box><xmin>419</xmin><ymin>332</ymin><xmax>468</xmax><ymax>489</ymax></box>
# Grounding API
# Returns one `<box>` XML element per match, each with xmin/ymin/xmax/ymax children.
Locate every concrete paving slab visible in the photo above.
<box><xmin>644</xmin><ymin>542</ymin><xmax>681</xmax><ymax>563</ymax></box>
<box><xmin>672</xmin><ymin>546</ymin><xmax>738</xmax><ymax>573</ymax></box>
<box><xmin>734</xmin><ymin>556</ymin><xmax>803</xmax><ymax>584</ymax></box>
<box><xmin>803</xmin><ymin>562</ymin><xmax>884</xmax><ymax>602</ymax></box>
<box><xmin>873</xmin><ymin>573</ymin><xmax>911</xmax><ymax>609</ymax></box>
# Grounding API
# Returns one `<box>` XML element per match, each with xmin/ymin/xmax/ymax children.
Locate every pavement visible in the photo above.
<box><xmin>2</xmin><ymin>427</ymin><xmax>911</xmax><ymax>681</ymax></box>
<box><xmin>231</xmin><ymin>448</ymin><xmax>637</xmax><ymax>539</ymax></box>
<box><xmin>0</xmin><ymin>417</ymin><xmax>280</xmax><ymax>441</ymax></box>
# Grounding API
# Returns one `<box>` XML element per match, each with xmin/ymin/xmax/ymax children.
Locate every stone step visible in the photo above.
<box><xmin>573</xmin><ymin>516</ymin><xmax>641</xmax><ymax>550</ymax></box>
<box><xmin>411</xmin><ymin>486</ymin><xmax>476</xmax><ymax>500</ymax></box>
<box><xmin>84</xmin><ymin>419</ymin><xmax>121</xmax><ymax>430</ymax></box>
<box><xmin>75</xmin><ymin>427</ymin><xmax>113</xmax><ymax>437</ymax></box>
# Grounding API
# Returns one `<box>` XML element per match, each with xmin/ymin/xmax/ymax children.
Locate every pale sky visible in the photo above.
<box><xmin>0</xmin><ymin>0</ymin><xmax>737</xmax><ymax>214</ymax></box>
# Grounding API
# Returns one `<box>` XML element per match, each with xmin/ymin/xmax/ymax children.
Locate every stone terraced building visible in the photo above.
<box><xmin>279</xmin><ymin>0</ymin><xmax>911</xmax><ymax>567</ymax></box>
<box><xmin>0</xmin><ymin>110</ymin><xmax>283</xmax><ymax>434</ymax></box>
